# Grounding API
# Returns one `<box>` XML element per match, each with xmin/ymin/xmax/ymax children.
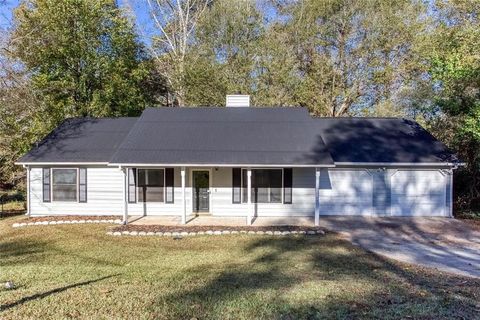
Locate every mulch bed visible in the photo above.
<box><xmin>22</xmin><ymin>215</ymin><xmax>122</xmax><ymax>222</ymax></box>
<box><xmin>112</xmin><ymin>224</ymin><xmax>326</xmax><ymax>233</ymax></box>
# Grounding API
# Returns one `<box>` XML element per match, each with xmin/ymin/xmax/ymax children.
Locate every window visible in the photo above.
<box><xmin>138</xmin><ymin>169</ymin><xmax>164</xmax><ymax>202</ymax></box>
<box><xmin>52</xmin><ymin>169</ymin><xmax>78</xmax><ymax>202</ymax></box>
<box><xmin>165</xmin><ymin>168</ymin><xmax>174</xmax><ymax>203</ymax></box>
<box><xmin>241</xmin><ymin>169</ymin><xmax>283</xmax><ymax>204</ymax></box>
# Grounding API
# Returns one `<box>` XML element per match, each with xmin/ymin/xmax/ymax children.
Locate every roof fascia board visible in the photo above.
<box><xmin>15</xmin><ymin>162</ymin><xmax>110</xmax><ymax>166</ymax></box>
<box><xmin>107</xmin><ymin>163</ymin><xmax>335</xmax><ymax>168</ymax></box>
<box><xmin>334</xmin><ymin>162</ymin><xmax>464</xmax><ymax>167</ymax></box>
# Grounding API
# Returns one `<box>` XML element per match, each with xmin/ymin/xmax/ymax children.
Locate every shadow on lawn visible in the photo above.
<box><xmin>0</xmin><ymin>239</ymin><xmax>50</xmax><ymax>267</ymax></box>
<box><xmin>0</xmin><ymin>274</ymin><xmax>119</xmax><ymax>312</ymax></box>
<box><xmin>159</xmin><ymin>235</ymin><xmax>479</xmax><ymax>319</ymax></box>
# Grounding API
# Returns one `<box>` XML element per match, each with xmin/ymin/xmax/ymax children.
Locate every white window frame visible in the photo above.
<box><xmin>136</xmin><ymin>168</ymin><xmax>166</xmax><ymax>203</ymax></box>
<box><xmin>241</xmin><ymin>168</ymin><xmax>284</xmax><ymax>204</ymax></box>
<box><xmin>50</xmin><ymin>168</ymin><xmax>79</xmax><ymax>203</ymax></box>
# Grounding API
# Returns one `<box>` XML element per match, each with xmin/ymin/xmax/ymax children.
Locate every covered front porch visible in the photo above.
<box><xmin>119</xmin><ymin>166</ymin><xmax>323</xmax><ymax>226</ymax></box>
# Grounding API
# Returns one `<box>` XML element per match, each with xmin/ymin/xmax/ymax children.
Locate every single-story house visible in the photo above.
<box><xmin>17</xmin><ymin>96</ymin><xmax>461</xmax><ymax>225</ymax></box>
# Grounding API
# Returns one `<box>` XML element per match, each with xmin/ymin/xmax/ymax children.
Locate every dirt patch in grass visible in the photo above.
<box><xmin>112</xmin><ymin>224</ymin><xmax>327</xmax><ymax>233</ymax></box>
<box><xmin>19</xmin><ymin>215</ymin><xmax>122</xmax><ymax>222</ymax></box>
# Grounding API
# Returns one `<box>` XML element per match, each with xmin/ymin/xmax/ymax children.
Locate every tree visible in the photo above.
<box><xmin>426</xmin><ymin>0</ymin><xmax>480</xmax><ymax>210</ymax></box>
<box><xmin>11</xmin><ymin>0</ymin><xmax>164</xmax><ymax>122</ymax></box>
<box><xmin>145</xmin><ymin>0</ymin><xmax>211</xmax><ymax>106</ymax></box>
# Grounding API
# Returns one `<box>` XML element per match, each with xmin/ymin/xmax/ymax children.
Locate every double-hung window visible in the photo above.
<box><xmin>138</xmin><ymin>169</ymin><xmax>165</xmax><ymax>202</ymax></box>
<box><xmin>51</xmin><ymin>169</ymin><xmax>78</xmax><ymax>202</ymax></box>
<box><xmin>241</xmin><ymin>169</ymin><xmax>283</xmax><ymax>204</ymax></box>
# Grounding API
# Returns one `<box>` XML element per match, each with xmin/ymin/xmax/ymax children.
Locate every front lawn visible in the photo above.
<box><xmin>1</xmin><ymin>216</ymin><xmax>479</xmax><ymax>319</ymax></box>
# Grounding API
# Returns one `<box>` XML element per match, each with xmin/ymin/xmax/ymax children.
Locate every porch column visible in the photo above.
<box><xmin>247</xmin><ymin>169</ymin><xmax>252</xmax><ymax>225</ymax></box>
<box><xmin>122</xmin><ymin>167</ymin><xmax>128</xmax><ymax>225</ymax></box>
<box><xmin>181</xmin><ymin>167</ymin><xmax>186</xmax><ymax>224</ymax></box>
<box><xmin>315</xmin><ymin>168</ymin><xmax>320</xmax><ymax>226</ymax></box>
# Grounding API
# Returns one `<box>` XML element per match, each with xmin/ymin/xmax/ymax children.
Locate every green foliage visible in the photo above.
<box><xmin>0</xmin><ymin>0</ymin><xmax>165</xmax><ymax>185</ymax></box>
<box><xmin>426</xmin><ymin>0</ymin><xmax>480</xmax><ymax>209</ymax></box>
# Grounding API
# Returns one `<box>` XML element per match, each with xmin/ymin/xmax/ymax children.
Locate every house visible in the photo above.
<box><xmin>17</xmin><ymin>96</ymin><xmax>460</xmax><ymax>225</ymax></box>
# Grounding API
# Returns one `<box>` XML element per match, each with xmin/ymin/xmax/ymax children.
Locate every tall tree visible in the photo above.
<box><xmin>11</xmin><ymin>0</ymin><xmax>164</xmax><ymax>122</ymax></box>
<box><xmin>426</xmin><ymin>0</ymin><xmax>480</xmax><ymax>209</ymax></box>
<box><xmin>145</xmin><ymin>0</ymin><xmax>211</xmax><ymax>106</ymax></box>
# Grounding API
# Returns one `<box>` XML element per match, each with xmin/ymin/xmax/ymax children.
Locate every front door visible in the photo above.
<box><xmin>193</xmin><ymin>170</ymin><xmax>209</xmax><ymax>213</ymax></box>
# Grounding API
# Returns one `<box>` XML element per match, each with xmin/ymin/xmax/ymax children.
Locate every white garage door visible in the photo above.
<box><xmin>391</xmin><ymin>170</ymin><xmax>446</xmax><ymax>217</ymax></box>
<box><xmin>319</xmin><ymin>169</ymin><xmax>373</xmax><ymax>215</ymax></box>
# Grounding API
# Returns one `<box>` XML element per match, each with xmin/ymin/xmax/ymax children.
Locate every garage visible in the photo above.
<box><xmin>390</xmin><ymin>170</ymin><xmax>448</xmax><ymax>217</ymax></box>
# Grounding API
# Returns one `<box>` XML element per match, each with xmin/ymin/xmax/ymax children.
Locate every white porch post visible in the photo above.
<box><xmin>122</xmin><ymin>167</ymin><xmax>128</xmax><ymax>225</ymax></box>
<box><xmin>247</xmin><ymin>169</ymin><xmax>252</xmax><ymax>225</ymax></box>
<box><xmin>181</xmin><ymin>167</ymin><xmax>186</xmax><ymax>224</ymax></box>
<box><xmin>315</xmin><ymin>168</ymin><xmax>320</xmax><ymax>226</ymax></box>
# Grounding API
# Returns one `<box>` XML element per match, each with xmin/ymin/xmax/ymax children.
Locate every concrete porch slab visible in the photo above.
<box><xmin>129</xmin><ymin>215</ymin><xmax>315</xmax><ymax>227</ymax></box>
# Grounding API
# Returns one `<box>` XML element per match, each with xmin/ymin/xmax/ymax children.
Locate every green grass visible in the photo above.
<box><xmin>1</xmin><ymin>216</ymin><xmax>479</xmax><ymax>319</ymax></box>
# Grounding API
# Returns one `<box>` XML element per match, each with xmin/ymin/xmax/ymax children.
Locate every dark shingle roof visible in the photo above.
<box><xmin>17</xmin><ymin>107</ymin><xmax>459</xmax><ymax>166</ymax></box>
<box><xmin>18</xmin><ymin>117</ymin><xmax>137</xmax><ymax>163</ymax></box>
<box><xmin>315</xmin><ymin>118</ymin><xmax>458</xmax><ymax>164</ymax></box>
<box><xmin>110</xmin><ymin>107</ymin><xmax>334</xmax><ymax>165</ymax></box>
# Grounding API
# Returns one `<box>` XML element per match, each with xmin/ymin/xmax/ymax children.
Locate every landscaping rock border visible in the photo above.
<box><xmin>13</xmin><ymin>218</ymin><xmax>122</xmax><ymax>228</ymax></box>
<box><xmin>106</xmin><ymin>229</ymin><xmax>324</xmax><ymax>237</ymax></box>
<box><xmin>107</xmin><ymin>225</ymin><xmax>326</xmax><ymax>237</ymax></box>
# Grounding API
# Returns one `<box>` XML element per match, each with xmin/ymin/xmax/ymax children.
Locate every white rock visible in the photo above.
<box><xmin>122</xmin><ymin>231</ymin><xmax>130</xmax><ymax>235</ymax></box>
<box><xmin>41</xmin><ymin>221</ymin><xmax>49</xmax><ymax>225</ymax></box>
<box><xmin>49</xmin><ymin>221</ymin><xmax>57</xmax><ymax>225</ymax></box>
<box><xmin>298</xmin><ymin>231</ymin><xmax>306</xmax><ymax>234</ymax></box>
<box><xmin>138</xmin><ymin>231</ymin><xmax>147</xmax><ymax>236</ymax></box>
<box><xmin>197</xmin><ymin>231</ymin><xmax>205</xmax><ymax>235</ymax></box>
<box><xmin>222</xmin><ymin>230</ymin><xmax>231</xmax><ymax>235</ymax></box>
<box><xmin>163</xmin><ymin>232</ymin><xmax>172</xmax><ymax>236</ymax></box>
<box><xmin>113</xmin><ymin>232</ymin><xmax>122</xmax><ymax>236</ymax></box>
<box><xmin>230</xmin><ymin>231</ymin><xmax>239</xmax><ymax>235</ymax></box>
<box><xmin>146</xmin><ymin>232</ymin><xmax>155</xmax><ymax>236</ymax></box>
<box><xmin>206</xmin><ymin>231</ymin><xmax>213</xmax><ymax>235</ymax></box>
<box><xmin>273</xmin><ymin>231</ymin><xmax>282</xmax><ymax>235</ymax></box>
<box><xmin>129</xmin><ymin>231</ymin><xmax>138</xmax><ymax>236</ymax></box>
<box><xmin>155</xmin><ymin>232</ymin><xmax>163</xmax><ymax>236</ymax></box>
<box><xmin>114</xmin><ymin>219</ymin><xmax>122</xmax><ymax>224</ymax></box>
<box><xmin>28</xmin><ymin>222</ymin><xmax>35</xmax><ymax>226</ymax></box>
<box><xmin>93</xmin><ymin>220</ymin><xmax>100</xmax><ymax>224</ymax></box>
<box><xmin>307</xmin><ymin>230</ymin><xmax>316</xmax><ymax>235</ymax></box>
<box><xmin>256</xmin><ymin>231</ymin><xmax>265</xmax><ymax>235</ymax></box>
<box><xmin>34</xmin><ymin>221</ymin><xmax>42</xmax><ymax>225</ymax></box>
<box><xmin>281</xmin><ymin>231</ymin><xmax>290</xmax><ymax>235</ymax></box>
<box><xmin>79</xmin><ymin>220</ymin><xmax>86</xmax><ymax>224</ymax></box>
<box><xmin>188</xmin><ymin>232</ymin><xmax>197</xmax><ymax>236</ymax></box>
<box><xmin>240</xmin><ymin>230</ymin><xmax>247</xmax><ymax>234</ymax></box>
<box><xmin>265</xmin><ymin>231</ymin><xmax>274</xmax><ymax>235</ymax></box>
<box><xmin>106</xmin><ymin>231</ymin><xmax>113</xmax><ymax>235</ymax></box>
<box><xmin>12</xmin><ymin>223</ymin><xmax>20</xmax><ymax>228</ymax></box>
<box><xmin>247</xmin><ymin>231</ymin><xmax>256</xmax><ymax>235</ymax></box>
<box><xmin>213</xmin><ymin>230</ymin><xmax>221</xmax><ymax>235</ymax></box>
<box><xmin>180</xmin><ymin>232</ymin><xmax>189</xmax><ymax>236</ymax></box>
<box><xmin>107</xmin><ymin>219</ymin><xmax>114</xmax><ymax>223</ymax></box>
<box><xmin>316</xmin><ymin>230</ymin><xmax>325</xmax><ymax>235</ymax></box>
<box><xmin>172</xmin><ymin>232</ymin><xmax>180</xmax><ymax>237</ymax></box>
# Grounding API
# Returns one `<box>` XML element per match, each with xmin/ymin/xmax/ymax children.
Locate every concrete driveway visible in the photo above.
<box><xmin>319</xmin><ymin>217</ymin><xmax>480</xmax><ymax>278</ymax></box>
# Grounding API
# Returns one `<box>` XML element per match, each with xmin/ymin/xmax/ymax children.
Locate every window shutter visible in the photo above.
<box><xmin>165</xmin><ymin>168</ymin><xmax>174</xmax><ymax>203</ymax></box>
<box><xmin>79</xmin><ymin>168</ymin><xmax>87</xmax><ymax>202</ymax></box>
<box><xmin>232</xmin><ymin>168</ymin><xmax>241</xmax><ymax>203</ymax></box>
<box><xmin>42</xmin><ymin>168</ymin><xmax>51</xmax><ymax>202</ymax></box>
<box><xmin>283</xmin><ymin>168</ymin><xmax>292</xmax><ymax>204</ymax></box>
<box><xmin>128</xmin><ymin>168</ymin><xmax>137</xmax><ymax>203</ymax></box>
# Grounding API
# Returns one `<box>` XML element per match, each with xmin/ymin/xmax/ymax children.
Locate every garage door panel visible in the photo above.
<box><xmin>391</xmin><ymin>170</ymin><xmax>446</xmax><ymax>216</ymax></box>
<box><xmin>319</xmin><ymin>170</ymin><xmax>373</xmax><ymax>215</ymax></box>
